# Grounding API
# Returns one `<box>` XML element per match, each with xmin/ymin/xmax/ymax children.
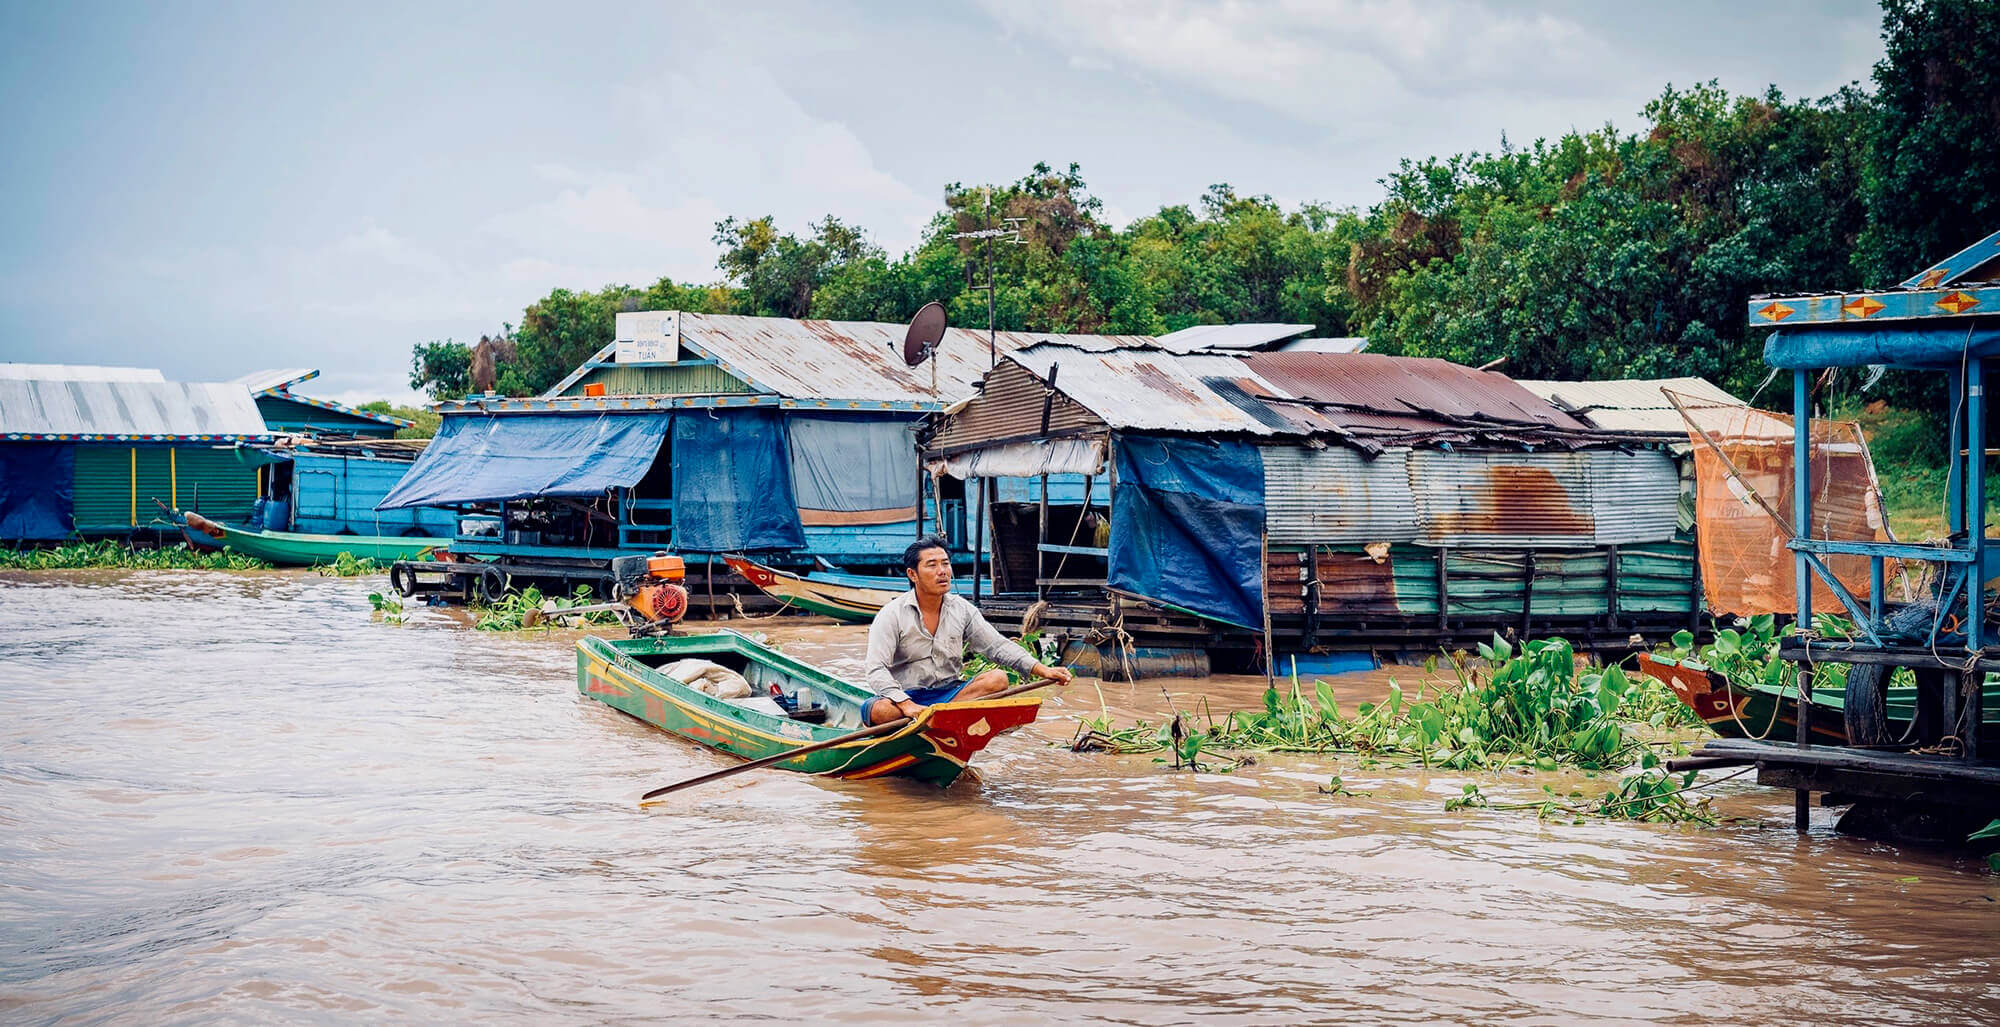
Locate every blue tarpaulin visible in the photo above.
<box><xmin>1108</xmin><ymin>435</ymin><xmax>1265</xmax><ymax>629</ymax></box>
<box><xmin>672</xmin><ymin>410</ymin><xmax>805</xmax><ymax>552</ymax></box>
<box><xmin>786</xmin><ymin>415</ymin><xmax>918</xmax><ymax>521</ymax></box>
<box><xmin>376</xmin><ymin>413</ymin><xmax>670</xmax><ymax>510</ymax></box>
<box><xmin>0</xmin><ymin>444</ymin><xmax>75</xmax><ymax>540</ymax></box>
<box><xmin>1764</xmin><ymin>325</ymin><xmax>2000</xmax><ymax>370</ymax></box>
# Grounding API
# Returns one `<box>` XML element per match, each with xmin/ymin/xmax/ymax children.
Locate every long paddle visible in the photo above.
<box><xmin>637</xmin><ymin>677</ymin><xmax>1061</xmax><ymax>804</ymax></box>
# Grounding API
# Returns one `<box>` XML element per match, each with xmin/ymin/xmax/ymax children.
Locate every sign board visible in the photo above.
<box><xmin>614</xmin><ymin>311</ymin><xmax>679</xmax><ymax>363</ymax></box>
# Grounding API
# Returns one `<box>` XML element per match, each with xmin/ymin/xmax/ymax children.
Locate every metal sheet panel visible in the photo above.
<box><xmin>0</xmin><ymin>363</ymin><xmax>165</xmax><ymax>383</ymax></box>
<box><xmin>1517</xmin><ymin>377</ymin><xmax>1744</xmax><ymax>435</ymax></box>
<box><xmin>558</xmin><ymin>363</ymin><xmax>756</xmax><ymax>398</ymax></box>
<box><xmin>1410</xmin><ymin>451</ymin><xmax>1598</xmax><ymax>548</ymax></box>
<box><xmin>232</xmin><ymin>368</ymin><xmax>317</xmax><ymax>394</ymax></box>
<box><xmin>1262</xmin><ymin>445</ymin><xmax>1418</xmax><ymax>543</ymax></box>
<box><xmin>1006</xmin><ymin>347</ymin><xmax>1284</xmax><ymax>434</ymax></box>
<box><xmin>679</xmin><ymin>312</ymin><xmax>1155</xmax><ymax>405</ymax></box>
<box><xmin>1155</xmin><ymin>323</ymin><xmax>1314</xmax><ymax>350</ymax></box>
<box><xmin>0</xmin><ymin>379</ymin><xmax>268</xmax><ymax>439</ymax></box>
<box><xmin>1586</xmin><ymin>449</ymin><xmax>1680</xmax><ymax>545</ymax></box>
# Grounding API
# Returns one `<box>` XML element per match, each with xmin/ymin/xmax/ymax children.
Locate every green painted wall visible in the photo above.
<box><xmin>559</xmin><ymin>363</ymin><xmax>754</xmax><ymax>397</ymax></box>
<box><xmin>71</xmin><ymin>445</ymin><xmax>262</xmax><ymax>533</ymax></box>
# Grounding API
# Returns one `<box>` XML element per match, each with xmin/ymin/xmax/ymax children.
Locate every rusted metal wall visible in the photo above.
<box><xmin>1261</xmin><ymin>445</ymin><xmax>1418</xmax><ymax>543</ymax></box>
<box><xmin>1410</xmin><ymin>451</ymin><xmax>1599</xmax><ymax>547</ymax></box>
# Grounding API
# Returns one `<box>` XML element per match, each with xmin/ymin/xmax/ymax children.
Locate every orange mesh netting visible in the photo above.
<box><xmin>1667</xmin><ymin>389</ymin><xmax>1900</xmax><ymax>618</ymax></box>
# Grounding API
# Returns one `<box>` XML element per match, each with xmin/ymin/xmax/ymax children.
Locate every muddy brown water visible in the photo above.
<box><xmin>2</xmin><ymin>571</ymin><xmax>1997</xmax><ymax>1023</ymax></box>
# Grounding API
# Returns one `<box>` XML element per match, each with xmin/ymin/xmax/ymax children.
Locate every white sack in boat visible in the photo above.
<box><xmin>662</xmin><ymin>659</ymin><xmax>753</xmax><ymax>699</ymax></box>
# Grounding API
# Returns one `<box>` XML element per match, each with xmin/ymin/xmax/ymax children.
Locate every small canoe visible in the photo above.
<box><xmin>722</xmin><ymin>555</ymin><xmax>970</xmax><ymax>623</ymax></box>
<box><xmin>180</xmin><ymin>509</ymin><xmax>446</xmax><ymax>567</ymax></box>
<box><xmin>1636</xmin><ymin>652</ymin><xmax>2000</xmax><ymax>746</ymax></box>
<box><xmin>577</xmin><ymin>629</ymin><xmax>1040</xmax><ymax>786</ymax></box>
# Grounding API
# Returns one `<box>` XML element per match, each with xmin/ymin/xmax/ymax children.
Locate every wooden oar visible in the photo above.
<box><xmin>637</xmin><ymin>677</ymin><xmax>1061</xmax><ymax>804</ymax></box>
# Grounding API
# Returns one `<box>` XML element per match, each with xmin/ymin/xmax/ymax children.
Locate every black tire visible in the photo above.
<box><xmin>389</xmin><ymin>562</ymin><xmax>418</xmax><ymax>598</ymax></box>
<box><xmin>1843</xmin><ymin>662</ymin><xmax>1893</xmax><ymax>747</ymax></box>
<box><xmin>475</xmin><ymin>564</ymin><xmax>507</xmax><ymax>604</ymax></box>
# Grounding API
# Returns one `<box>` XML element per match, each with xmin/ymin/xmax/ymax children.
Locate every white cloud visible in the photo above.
<box><xmin>978</xmin><ymin>0</ymin><xmax>1611</xmax><ymax>132</ymax></box>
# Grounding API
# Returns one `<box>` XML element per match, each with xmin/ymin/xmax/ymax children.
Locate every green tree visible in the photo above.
<box><xmin>408</xmin><ymin>340</ymin><xmax>473</xmax><ymax>399</ymax></box>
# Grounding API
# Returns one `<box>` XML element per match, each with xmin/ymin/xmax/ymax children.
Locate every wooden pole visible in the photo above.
<box><xmin>1261</xmin><ymin>527</ymin><xmax>1275</xmax><ymax>690</ymax></box>
<box><xmin>972</xmin><ymin>477</ymin><xmax>986</xmax><ymax>602</ymax></box>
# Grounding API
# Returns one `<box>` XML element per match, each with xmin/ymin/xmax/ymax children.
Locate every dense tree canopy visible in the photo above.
<box><xmin>409</xmin><ymin>1</ymin><xmax>1998</xmax><ymax>408</ymax></box>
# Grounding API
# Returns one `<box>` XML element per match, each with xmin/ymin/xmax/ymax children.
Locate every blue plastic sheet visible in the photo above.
<box><xmin>0</xmin><ymin>443</ymin><xmax>75</xmax><ymax>540</ymax></box>
<box><xmin>1108</xmin><ymin>435</ymin><xmax>1265</xmax><ymax>629</ymax></box>
<box><xmin>672</xmin><ymin>410</ymin><xmax>805</xmax><ymax>552</ymax></box>
<box><xmin>1764</xmin><ymin>325</ymin><xmax>2000</xmax><ymax>370</ymax></box>
<box><xmin>376</xmin><ymin>414</ymin><xmax>670</xmax><ymax>510</ymax></box>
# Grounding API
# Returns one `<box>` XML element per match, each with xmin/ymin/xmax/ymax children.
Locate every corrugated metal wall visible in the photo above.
<box><xmin>1262</xmin><ymin>446</ymin><xmax>1418</xmax><ymax>543</ymax></box>
<box><xmin>1410</xmin><ymin>451</ymin><xmax>1599</xmax><ymax>548</ymax></box>
<box><xmin>1586</xmin><ymin>449</ymin><xmax>1680</xmax><ymax>545</ymax></box>
<box><xmin>927</xmin><ymin>361</ymin><xmax>1102</xmax><ymax>453</ymax></box>
<box><xmin>559</xmin><ymin>363</ymin><xmax>756</xmax><ymax>397</ymax></box>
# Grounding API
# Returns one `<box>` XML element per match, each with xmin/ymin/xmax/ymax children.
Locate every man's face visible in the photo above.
<box><xmin>907</xmin><ymin>547</ymin><xmax>952</xmax><ymax>597</ymax></box>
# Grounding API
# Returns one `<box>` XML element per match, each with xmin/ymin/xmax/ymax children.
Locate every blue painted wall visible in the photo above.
<box><xmin>289</xmin><ymin>452</ymin><xmax>456</xmax><ymax>536</ymax></box>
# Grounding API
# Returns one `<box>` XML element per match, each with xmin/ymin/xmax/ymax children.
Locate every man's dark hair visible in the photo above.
<box><xmin>902</xmin><ymin>536</ymin><xmax>950</xmax><ymax>573</ymax></box>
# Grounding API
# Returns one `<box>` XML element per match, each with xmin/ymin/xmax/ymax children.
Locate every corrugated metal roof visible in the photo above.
<box><xmin>678</xmin><ymin>313</ymin><xmax>1155</xmax><ymax>404</ymax></box>
<box><xmin>0</xmin><ymin>363</ymin><xmax>165</xmax><ymax>383</ymax></box>
<box><xmin>1008</xmin><ymin>345</ymin><xmax>1285</xmax><ymax>434</ymax></box>
<box><xmin>1277</xmin><ymin>337</ymin><xmax>1369</xmax><ymax>354</ymax></box>
<box><xmin>1517</xmin><ymin>377</ymin><xmax>1744</xmax><ymax>435</ymax></box>
<box><xmin>234</xmin><ymin>368</ymin><xmax>319</xmax><ymax>395</ymax></box>
<box><xmin>1156</xmin><ymin>323</ymin><xmax>1315</xmax><ymax>350</ymax></box>
<box><xmin>1243</xmin><ymin>352</ymin><xmax>1590</xmax><ymax>436</ymax></box>
<box><xmin>0</xmin><ymin>378</ymin><xmax>270</xmax><ymax>439</ymax></box>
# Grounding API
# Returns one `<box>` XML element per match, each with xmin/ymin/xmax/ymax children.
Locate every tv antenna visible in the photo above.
<box><xmin>951</xmin><ymin>206</ymin><xmax>1025</xmax><ymax>368</ymax></box>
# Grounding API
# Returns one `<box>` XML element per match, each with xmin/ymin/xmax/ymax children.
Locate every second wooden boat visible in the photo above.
<box><xmin>181</xmin><ymin>509</ymin><xmax>446</xmax><ymax>567</ymax></box>
<box><xmin>1636</xmin><ymin>652</ymin><xmax>2000</xmax><ymax>746</ymax></box>
<box><xmin>577</xmin><ymin>629</ymin><xmax>1041</xmax><ymax>786</ymax></box>
<box><xmin>722</xmin><ymin>555</ymin><xmax>970</xmax><ymax>622</ymax></box>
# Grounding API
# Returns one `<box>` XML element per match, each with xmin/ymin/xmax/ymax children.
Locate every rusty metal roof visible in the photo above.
<box><xmin>1240</xmin><ymin>352</ymin><xmax>1589</xmax><ymax>435</ymax></box>
<box><xmin>1008</xmin><ymin>345</ymin><xmax>1290</xmax><ymax>434</ymax></box>
<box><xmin>678</xmin><ymin>313</ymin><xmax>1155</xmax><ymax>405</ymax></box>
<box><xmin>1517</xmin><ymin>377</ymin><xmax>1743</xmax><ymax>435</ymax></box>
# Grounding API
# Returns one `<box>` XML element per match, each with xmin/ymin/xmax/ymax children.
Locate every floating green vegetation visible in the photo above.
<box><xmin>1445</xmin><ymin>756</ymin><xmax>1744</xmax><ymax>826</ymax></box>
<box><xmin>367</xmin><ymin>591</ymin><xmax>406</xmax><ymax>626</ymax></box>
<box><xmin>0</xmin><ymin>540</ymin><xmax>270</xmax><ymax>571</ymax></box>
<box><xmin>473</xmin><ymin>585</ymin><xmax>619</xmax><ymax>631</ymax></box>
<box><xmin>1655</xmin><ymin>612</ymin><xmax>1861</xmax><ymax>695</ymax></box>
<box><xmin>313</xmin><ymin>552</ymin><xmax>387</xmax><ymax>577</ymax></box>
<box><xmin>1076</xmin><ymin>636</ymin><xmax>1682</xmax><ymax>772</ymax></box>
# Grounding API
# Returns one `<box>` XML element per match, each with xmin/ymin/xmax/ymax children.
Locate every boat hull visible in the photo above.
<box><xmin>722</xmin><ymin>556</ymin><xmax>901</xmax><ymax>622</ymax></box>
<box><xmin>576</xmin><ymin>631</ymin><xmax>1040</xmax><ymax>786</ymax></box>
<box><xmin>184</xmin><ymin>510</ymin><xmax>446</xmax><ymax>566</ymax></box>
<box><xmin>1638</xmin><ymin>652</ymin><xmax>1997</xmax><ymax>746</ymax></box>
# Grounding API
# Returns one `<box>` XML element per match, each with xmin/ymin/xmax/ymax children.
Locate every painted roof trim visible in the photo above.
<box><xmin>1901</xmin><ymin>227</ymin><xmax>2000</xmax><ymax>290</ymax></box>
<box><xmin>264</xmin><ymin>389</ymin><xmax>413</xmax><ymax>428</ymax></box>
<box><xmin>432</xmin><ymin>394</ymin><xmax>941</xmax><ymax>415</ymax></box>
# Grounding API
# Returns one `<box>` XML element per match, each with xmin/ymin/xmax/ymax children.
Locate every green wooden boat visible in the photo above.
<box><xmin>1637</xmin><ymin>653</ymin><xmax>2000</xmax><ymax>746</ymax></box>
<box><xmin>576</xmin><ymin>630</ymin><xmax>1042</xmax><ymax>786</ymax></box>
<box><xmin>180</xmin><ymin>509</ymin><xmax>446</xmax><ymax>567</ymax></box>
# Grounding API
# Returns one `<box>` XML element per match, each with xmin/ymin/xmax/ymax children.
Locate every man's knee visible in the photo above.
<box><xmin>964</xmin><ymin>668</ymin><xmax>1010</xmax><ymax>696</ymax></box>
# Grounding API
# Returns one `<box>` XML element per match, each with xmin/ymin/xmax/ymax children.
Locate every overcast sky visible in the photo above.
<box><xmin>0</xmin><ymin>1</ymin><xmax>1885</xmax><ymax>404</ymax></box>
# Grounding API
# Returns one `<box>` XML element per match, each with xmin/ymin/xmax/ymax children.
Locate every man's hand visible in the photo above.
<box><xmin>1030</xmin><ymin>662</ymin><xmax>1074</xmax><ymax>685</ymax></box>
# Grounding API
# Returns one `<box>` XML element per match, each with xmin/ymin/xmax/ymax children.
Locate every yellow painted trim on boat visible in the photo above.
<box><xmin>840</xmin><ymin>754</ymin><xmax>918</xmax><ymax>779</ymax></box>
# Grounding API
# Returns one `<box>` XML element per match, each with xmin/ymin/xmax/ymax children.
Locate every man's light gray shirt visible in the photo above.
<box><xmin>864</xmin><ymin>590</ymin><xmax>1038</xmax><ymax>701</ymax></box>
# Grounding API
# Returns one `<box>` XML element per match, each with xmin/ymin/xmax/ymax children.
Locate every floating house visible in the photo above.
<box><xmin>374</xmin><ymin>311</ymin><xmax>1151</xmax><ymax>606</ymax></box>
<box><xmin>220</xmin><ymin>369</ymin><xmax>446</xmax><ymax>539</ymax></box>
<box><xmin>922</xmin><ymin>345</ymin><xmax>1698</xmax><ymax>662</ymax></box>
<box><xmin>0</xmin><ymin>363</ymin><xmax>271</xmax><ymax>542</ymax></box>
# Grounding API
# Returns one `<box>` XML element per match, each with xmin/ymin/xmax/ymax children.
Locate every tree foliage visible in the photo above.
<box><xmin>406</xmin><ymin>1</ymin><xmax>1999</xmax><ymax>411</ymax></box>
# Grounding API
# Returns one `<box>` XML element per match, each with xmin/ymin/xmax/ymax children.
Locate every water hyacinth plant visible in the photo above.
<box><xmin>0</xmin><ymin>540</ymin><xmax>270</xmax><ymax>571</ymax></box>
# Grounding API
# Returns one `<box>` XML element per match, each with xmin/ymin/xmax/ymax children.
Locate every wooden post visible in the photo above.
<box><xmin>169</xmin><ymin>448</ymin><xmax>179</xmax><ymax>509</ymax></box>
<box><xmin>1436</xmin><ymin>547</ymin><xmax>1450</xmax><ymax>632</ymax></box>
<box><xmin>129</xmin><ymin>447</ymin><xmax>137</xmax><ymax>526</ymax></box>
<box><xmin>915</xmin><ymin>462</ymin><xmax>926</xmax><ymax>539</ymax></box>
<box><xmin>1037</xmin><ymin>472</ymin><xmax>1050</xmax><ymax>598</ymax></box>
<box><xmin>1261</xmin><ymin>527</ymin><xmax>1276</xmax><ymax>690</ymax></box>
<box><xmin>1962</xmin><ymin>668</ymin><xmax>1984</xmax><ymax>761</ymax></box>
<box><xmin>971</xmin><ymin>477</ymin><xmax>985</xmax><ymax>603</ymax></box>
<box><xmin>1604</xmin><ymin>545</ymin><xmax>1620</xmax><ymax>630</ymax></box>
<box><xmin>1520</xmin><ymin>549</ymin><xmax>1536</xmax><ymax>638</ymax></box>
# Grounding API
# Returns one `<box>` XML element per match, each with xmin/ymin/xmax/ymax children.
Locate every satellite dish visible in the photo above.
<box><xmin>903</xmin><ymin>301</ymin><xmax>947</xmax><ymax>367</ymax></box>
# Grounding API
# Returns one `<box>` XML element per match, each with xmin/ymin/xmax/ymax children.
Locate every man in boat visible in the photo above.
<box><xmin>863</xmin><ymin>536</ymin><xmax>1073</xmax><ymax>725</ymax></box>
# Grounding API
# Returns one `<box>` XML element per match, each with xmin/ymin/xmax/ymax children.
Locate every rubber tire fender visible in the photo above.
<box><xmin>389</xmin><ymin>561</ymin><xmax>418</xmax><ymax>598</ymax></box>
<box><xmin>475</xmin><ymin>564</ymin><xmax>508</xmax><ymax>604</ymax></box>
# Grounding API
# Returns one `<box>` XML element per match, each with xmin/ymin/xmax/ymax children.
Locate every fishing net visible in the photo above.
<box><xmin>1667</xmin><ymin>389</ymin><xmax>1900</xmax><ymax>618</ymax></box>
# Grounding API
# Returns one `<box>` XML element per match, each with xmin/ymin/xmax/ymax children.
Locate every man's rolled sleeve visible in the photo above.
<box><xmin>962</xmin><ymin>604</ymin><xmax>1039</xmax><ymax>674</ymax></box>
